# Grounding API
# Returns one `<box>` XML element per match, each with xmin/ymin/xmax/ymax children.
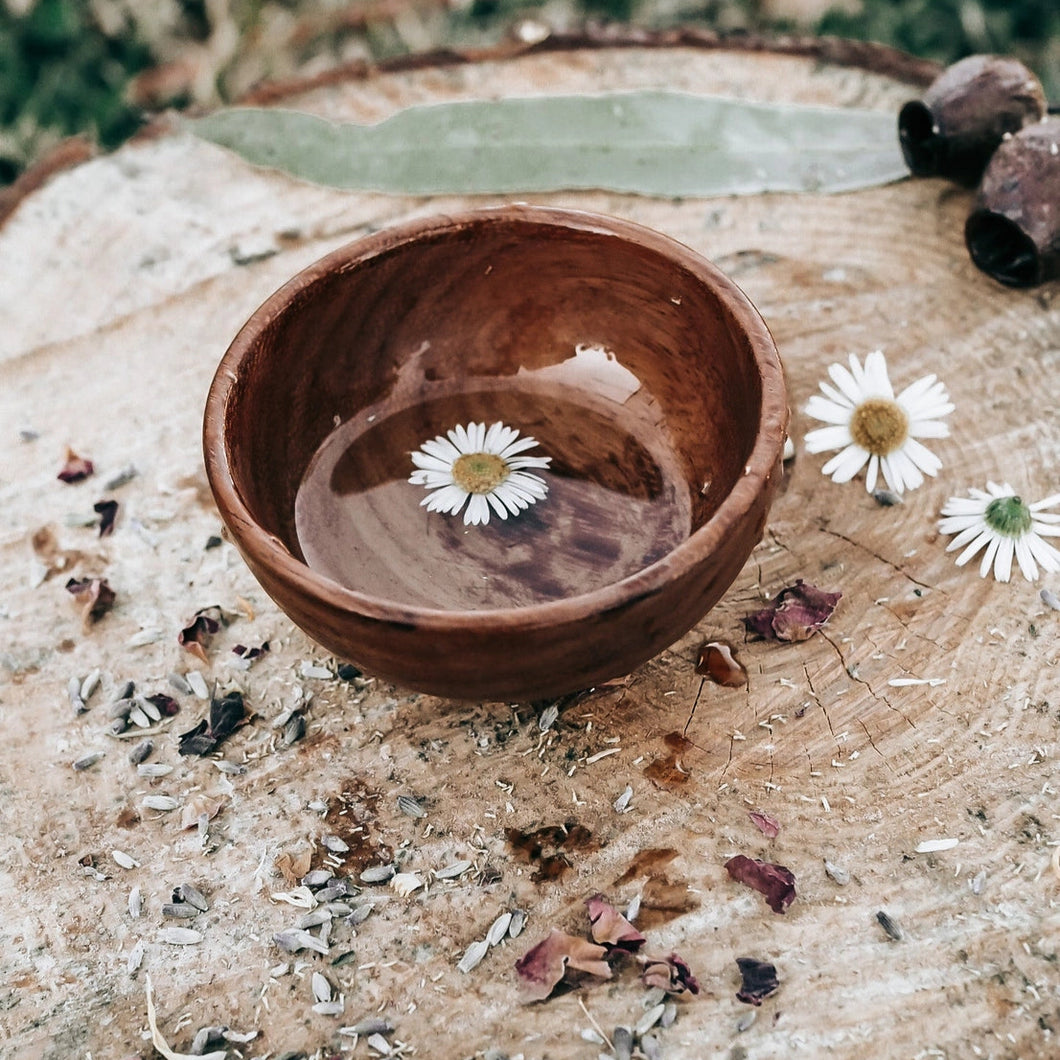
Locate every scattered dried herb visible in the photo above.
<box><xmin>735</xmin><ymin>957</ymin><xmax>779</xmax><ymax>1005</ymax></box>
<box><xmin>876</xmin><ymin>910</ymin><xmax>903</xmax><ymax>941</ymax></box>
<box><xmin>748</xmin><ymin>811</ymin><xmax>780</xmax><ymax>839</ymax></box>
<box><xmin>58</xmin><ymin>447</ymin><xmax>94</xmax><ymax>483</ymax></box>
<box><xmin>695</xmin><ymin>640</ymin><xmax>748</xmax><ymax>687</ymax></box>
<box><xmin>337</xmin><ymin>663</ymin><xmax>362</xmax><ymax>681</ymax></box>
<box><xmin>744</xmin><ymin>580</ymin><xmax>841</xmax><ymax>642</ymax></box>
<box><xmin>725</xmin><ymin>855</ymin><xmax>797</xmax><ymax>914</ymax></box>
<box><xmin>233</xmin><ymin>642</ymin><xmax>270</xmax><ymax>661</ymax></box>
<box><xmin>638</xmin><ymin>952</ymin><xmax>700</xmax><ymax>995</ymax></box>
<box><xmin>178</xmin><ymin>606</ymin><xmax>224</xmax><ymax>663</ymax></box>
<box><xmin>515</xmin><ymin>928</ymin><xmax>611</xmax><ymax>1002</ymax></box>
<box><xmin>204</xmin><ymin>535</ymin><xmax>223</xmax><ymax>550</ymax></box>
<box><xmin>93</xmin><ymin>499</ymin><xmax>118</xmax><ymax>536</ymax></box>
<box><xmin>178</xmin><ymin>690</ymin><xmax>246</xmax><ymax>756</ymax></box>
<box><xmin>65</xmin><ymin>576</ymin><xmax>116</xmax><ymax>628</ymax></box>
<box><xmin>585</xmin><ymin>894</ymin><xmax>645</xmax><ymax>952</ymax></box>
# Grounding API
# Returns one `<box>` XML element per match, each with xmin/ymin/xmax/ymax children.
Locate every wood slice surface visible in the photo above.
<box><xmin>1</xmin><ymin>37</ymin><xmax>1058</xmax><ymax>1060</ymax></box>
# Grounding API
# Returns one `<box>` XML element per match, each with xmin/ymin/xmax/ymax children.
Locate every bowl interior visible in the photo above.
<box><xmin>221</xmin><ymin>211</ymin><xmax>769</xmax><ymax>612</ymax></box>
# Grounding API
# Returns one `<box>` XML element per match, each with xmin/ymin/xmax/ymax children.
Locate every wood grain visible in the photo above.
<box><xmin>0</xmin><ymin>40</ymin><xmax>1057</xmax><ymax>1060</ymax></box>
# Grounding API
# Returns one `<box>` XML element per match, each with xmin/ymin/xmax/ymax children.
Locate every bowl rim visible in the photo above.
<box><xmin>204</xmin><ymin>203</ymin><xmax>788</xmax><ymax>634</ymax></box>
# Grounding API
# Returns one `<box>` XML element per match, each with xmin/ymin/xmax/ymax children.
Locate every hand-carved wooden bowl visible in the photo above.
<box><xmin>204</xmin><ymin>205</ymin><xmax>788</xmax><ymax>701</ymax></box>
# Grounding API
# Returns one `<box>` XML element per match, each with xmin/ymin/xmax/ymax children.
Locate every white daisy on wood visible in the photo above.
<box><xmin>409</xmin><ymin>421</ymin><xmax>551</xmax><ymax>526</ymax></box>
<box><xmin>804</xmin><ymin>350</ymin><xmax>953</xmax><ymax>493</ymax></box>
<box><xmin>938</xmin><ymin>482</ymin><xmax>1060</xmax><ymax>583</ymax></box>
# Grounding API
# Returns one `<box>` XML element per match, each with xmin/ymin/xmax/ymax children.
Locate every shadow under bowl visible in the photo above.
<box><xmin>204</xmin><ymin>205</ymin><xmax>788</xmax><ymax>701</ymax></box>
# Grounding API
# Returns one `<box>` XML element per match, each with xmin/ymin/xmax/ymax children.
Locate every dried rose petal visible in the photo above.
<box><xmin>725</xmin><ymin>855</ymin><xmax>796</xmax><ymax>914</ymax></box>
<box><xmin>585</xmin><ymin>894</ymin><xmax>645</xmax><ymax>952</ymax></box>
<box><xmin>744</xmin><ymin>580</ymin><xmax>841</xmax><ymax>642</ymax></box>
<box><xmin>639</xmin><ymin>951</ymin><xmax>700</xmax><ymax>995</ymax></box>
<box><xmin>233</xmin><ymin>642</ymin><xmax>270</xmax><ymax>661</ymax></box>
<box><xmin>515</xmin><ymin>928</ymin><xmax>611</xmax><ymax>1002</ymax></box>
<box><xmin>735</xmin><ymin>957</ymin><xmax>779</xmax><ymax>1005</ymax></box>
<box><xmin>58</xmin><ymin>447</ymin><xmax>94</xmax><ymax>483</ymax></box>
<box><xmin>748</xmin><ymin>811</ymin><xmax>780</xmax><ymax>839</ymax></box>
<box><xmin>178</xmin><ymin>606</ymin><xmax>224</xmax><ymax>663</ymax></box>
<box><xmin>695</xmin><ymin>641</ymin><xmax>747</xmax><ymax>687</ymax></box>
<box><xmin>94</xmin><ymin>499</ymin><xmax>118</xmax><ymax>537</ymax></box>
<box><xmin>65</xmin><ymin>576</ymin><xmax>115</xmax><ymax>628</ymax></box>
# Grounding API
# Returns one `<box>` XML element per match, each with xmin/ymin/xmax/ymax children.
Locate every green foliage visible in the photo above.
<box><xmin>0</xmin><ymin>0</ymin><xmax>152</xmax><ymax>182</ymax></box>
<box><xmin>817</xmin><ymin>0</ymin><xmax>1059</xmax><ymax>98</ymax></box>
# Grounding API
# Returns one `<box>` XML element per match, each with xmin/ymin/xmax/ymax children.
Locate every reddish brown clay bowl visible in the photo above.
<box><xmin>204</xmin><ymin>205</ymin><xmax>787</xmax><ymax>701</ymax></box>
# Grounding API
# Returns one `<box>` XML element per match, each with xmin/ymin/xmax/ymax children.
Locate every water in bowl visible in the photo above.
<box><xmin>294</xmin><ymin>346</ymin><xmax>708</xmax><ymax>611</ymax></box>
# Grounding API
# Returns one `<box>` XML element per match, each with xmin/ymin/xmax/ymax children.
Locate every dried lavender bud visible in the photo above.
<box><xmin>898</xmin><ymin>55</ymin><xmax>1045</xmax><ymax>186</ymax></box>
<box><xmin>965</xmin><ymin>117</ymin><xmax>1060</xmax><ymax>287</ymax></box>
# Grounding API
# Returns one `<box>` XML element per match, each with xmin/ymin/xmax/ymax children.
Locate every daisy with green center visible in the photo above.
<box><xmin>804</xmin><ymin>350</ymin><xmax>954</xmax><ymax>493</ymax></box>
<box><xmin>938</xmin><ymin>482</ymin><xmax>1060</xmax><ymax>583</ymax></box>
<box><xmin>409</xmin><ymin>421</ymin><xmax>551</xmax><ymax>526</ymax></box>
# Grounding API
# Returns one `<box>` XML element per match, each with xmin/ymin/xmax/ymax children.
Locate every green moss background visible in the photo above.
<box><xmin>1</xmin><ymin>0</ymin><xmax>1057</xmax><ymax>184</ymax></box>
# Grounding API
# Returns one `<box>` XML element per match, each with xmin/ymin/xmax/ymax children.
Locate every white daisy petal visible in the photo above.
<box><xmin>822</xmin><ymin>444</ymin><xmax>870</xmax><ymax>483</ymax></box>
<box><xmin>862</xmin><ymin>350</ymin><xmax>894</xmax><ymax>399</ymax></box>
<box><xmin>464</xmin><ymin>493</ymin><xmax>490</xmax><ymax>526</ymax></box>
<box><xmin>828</xmin><ymin>362</ymin><xmax>863</xmax><ymax>406</ymax></box>
<box><xmin>979</xmin><ymin>536</ymin><xmax>1001</xmax><ymax>579</ymax></box>
<box><xmin>803</xmin><ymin>425</ymin><xmax>853</xmax><ymax>454</ymax></box>
<box><xmin>1014</xmin><ymin>537</ymin><xmax>1038</xmax><ymax>582</ymax></box>
<box><xmin>483</xmin><ymin>421</ymin><xmax>505</xmax><ymax>451</ymax></box>
<box><xmin>486</xmin><ymin>491</ymin><xmax>509</xmax><ymax>519</ymax></box>
<box><xmin>818</xmin><ymin>380</ymin><xmax>855</xmax><ymax>409</ymax></box>
<box><xmin>1030</xmin><ymin>494</ymin><xmax>1060</xmax><ymax>511</ymax></box>
<box><xmin>879</xmin><ymin>452</ymin><xmax>901</xmax><ymax>493</ymax></box>
<box><xmin>943</xmin><ymin>522</ymin><xmax>988</xmax><ymax>550</ymax></box>
<box><xmin>423</xmin><ymin>484</ymin><xmax>468</xmax><ymax>516</ymax></box>
<box><xmin>954</xmin><ymin>528</ymin><xmax>993</xmax><ymax>566</ymax></box>
<box><xmin>805</xmin><ymin>396</ymin><xmax>853</xmax><ymax>425</ymax></box>
<box><xmin>1027</xmin><ymin>533</ymin><xmax>1060</xmax><ymax>571</ymax></box>
<box><xmin>907</xmin><ymin>419</ymin><xmax>950</xmax><ymax>439</ymax></box>
<box><xmin>410</xmin><ymin>451</ymin><xmax>455</xmax><ymax>473</ymax></box>
<box><xmin>895</xmin><ymin>373</ymin><xmax>938</xmax><ymax>404</ymax></box>
<box><xmin>421</xmin><ymin>437</ymin><xmax>462</xmax><ymax>463</ymax></box>
<box><xmin>865</xmin><ymin>454</ymin><xmax>879</xmax><ymax>493</ymax></box>
<box><xmin>994</xmin><ymin>536</ymin><xmax>1015</xmax><ymax>582</ymax></box>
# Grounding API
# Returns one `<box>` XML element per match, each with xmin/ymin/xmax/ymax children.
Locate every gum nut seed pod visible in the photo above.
<box><xmin>965</xmin><ymin>117</ymin><xmax>1060</xmax><ymax>288</ymax></box>
<box><xmin>898</xmin><ymin>55</ymin><xmax>1045</xmax><ymax>185</ymax></box>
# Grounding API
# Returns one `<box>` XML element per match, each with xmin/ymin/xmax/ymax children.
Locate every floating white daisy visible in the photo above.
<box><xmin>804</xmin><ymin>350</ymin><xmax>954</xmax><ymax>493</ymax></box>
<box><xmin>409</xmin><ymin>421</ymin><xmax>551</xmax><ymax>526</ymax></box>
<box><xmin>938</xmin><ymin>482</ymin><xmax>1060</xmax><ymax>583</ymax></box>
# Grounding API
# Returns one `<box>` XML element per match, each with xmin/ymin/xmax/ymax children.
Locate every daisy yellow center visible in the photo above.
<box><xmin>452</xmin><ymin>452</ymin><xmax>509</xmax><ymax>494</ymax></box>
<box><xmin>849</xmin><ymin>398</ymin><xmax>909</xmax><ymax>456</ymax></box>
<box><xmin>984</xmin><ymin>496</ymin><xmax>1032</xmax><ymax>538</ymax></box>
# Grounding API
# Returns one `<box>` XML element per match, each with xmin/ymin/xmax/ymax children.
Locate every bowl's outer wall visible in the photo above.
<box><xmin>205</xmin><ymin>206</ymin><xmax>788</xmax><ymax>701</ymax></box>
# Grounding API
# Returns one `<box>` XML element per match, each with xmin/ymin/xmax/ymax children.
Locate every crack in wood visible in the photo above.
<box><xmin>818</xmin><ymin>525</ymin><xmax>942</xmax><ymax>594</ymax></box>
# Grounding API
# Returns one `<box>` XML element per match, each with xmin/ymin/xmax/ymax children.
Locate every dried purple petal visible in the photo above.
<box><xmin>735</xmin><ymin>957</ymin><xmax>779</xmax><ymax>1005</ymax></box>
<box><xmin>93</xmin><ymin>499</ymin><xmax>118</xmax><ymax>537</ymax></box>
<box><xmin>725</xmin><ymin>854</ymin><xmax>797</xmax><ymax>914</ymax></box>
<box><xmin>232</xmin><ymin>641</ymin><xmax>270</xmax><ymax>661</ymax></box>
<box><xmin>744</xmin><ymin>580</ymin><xmax>840</xmax><ymax>642</ymax></box>
<box><xmin>58</xmin><ymin>447</ymin><xmax>94</xmax><ymax>483</ymax></box>
<box><xmin>144</xmin><ymin>693</ymin><xmax>180</xmax><ymax>717</ymax></box>
<box><xmin>178</xmin><ymin>606</ymin><xmax>224</xmax><ymax>663</ymax></box>
<box><xmin>585</xmin><ymin>894</ymin><xmax>645</xmax><ymax>952</ymax></box>
<box><xmin>65</xmin><ymin>577</ymin><xmax>116</xmax><ymax>628</ymax></box>
<box><xmin>515</xmin><ymin>928</ymin><xmax>611</xmax><ymax>1002</ymax></box>
<box><xmin>748</xmin><ymin>811</ymin><xmax>780</xmax><ymax>839</ymax></box>
<box><xmin>638</xmin><ymin>951</ymin><xmax>700</xmax><ymax>995</ymax></box>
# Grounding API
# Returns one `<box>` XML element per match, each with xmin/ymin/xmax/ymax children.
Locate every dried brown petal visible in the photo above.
<box><xmin>898</xmin><ymin>55</ymin><xmax>1045</xmax><ymax>185</ymax></box>
<box><xmin>638</xmin><ymin>951</ymin><xmax>700</xmax><ymax>995</ymax></box>
<box><xmin>735</xmin><ymin>957</ymin><xmax>779</xmax><ymax>1005</ymax></box>
<box><xmin>514</xmin><ymin>928</ymin><xmax>611</xmax><ymax>1002</ymax></box>
<box><xmin>94</xmin><ymin>500</ymin><xmax>118</xmax><ymax>537</ymax></box>
<box><xmin>58</xmin><ymin>447</ymin><xmax>94</xmax><ymax>483</ymax></box>
<box><xmin>144</xmin><ymin>693</ymin><xmax>180</xmax><ymax>717</ymax></box>
<box><xmin>695</xmin><ymin>641</ymin><xmax>747</xmax><ymax>687</ymax></box>
<box><xmin>748</xmin><ymin>811</ymin><xmax>780</xmax><ymax>839</ymax></box>
<box><xmin>178</xmin><ymin>691</ymin><xmax>246</xmax><ymax>757</ymax></box>
<box><xmin>725</xmin><ymin>855</ymin><xmax>796</xmax><ymax>913</ymax></box>
<box><xmin>65</xmin><ymin>577</ymin><xmax>115</xmax><ymax>629</ymax></box>
<box><xmin>585</xmin><ymin>894</ymin><xmax>645</xmax><ymax>952</ymax></box>
<box><xmin>965</xmin><ymin>117</ymin><xmax>1060</xmax><ymax>288</ymax></box>
<box><xmin>744</xmin><ymin>580</ymin><xmax>840</xmax><ymax>642</ymax></box>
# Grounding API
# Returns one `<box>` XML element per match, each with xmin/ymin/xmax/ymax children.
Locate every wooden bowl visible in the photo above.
<box><xmin>204</xmin><ymin>206</ymin><xmax>788</xmax><ymax>701</ymax></box>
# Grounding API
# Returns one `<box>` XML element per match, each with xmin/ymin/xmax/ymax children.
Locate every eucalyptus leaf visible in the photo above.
<box><xmin>189</xmin><ymin>91</ymin><xmax>906</xmax><ymax>198</ymax></box>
